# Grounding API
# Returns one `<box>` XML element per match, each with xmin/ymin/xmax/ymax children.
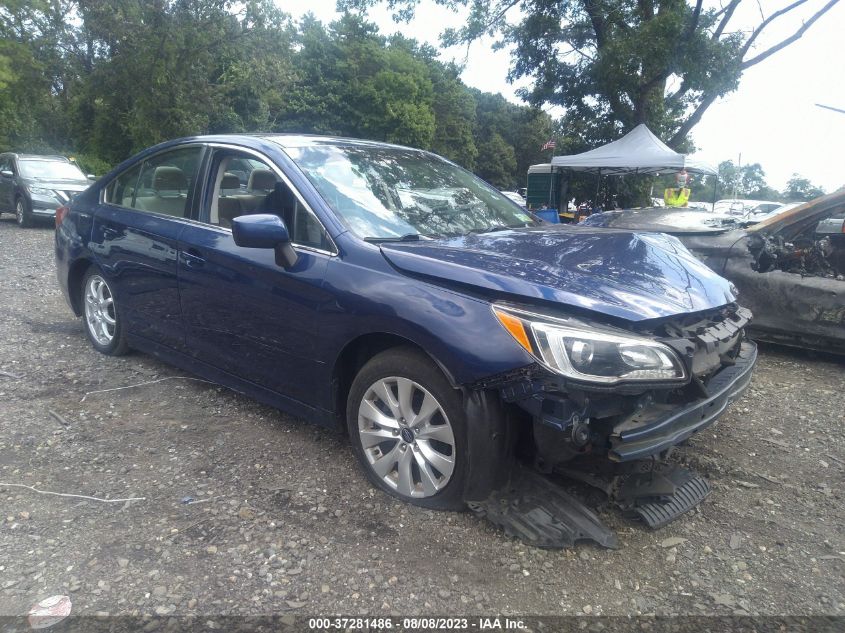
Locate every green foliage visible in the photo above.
<box><xmin>69</xmin><ymin>153</ymin><xmax>112</xmax><ymax>178</ymax></box>
<box><xmin>341</xmin><ymin>0</ymin><xmax>837</xmax><ymax>151</ymax></box>
<box><xmin>0</xmin><ymin>2</ymin><xmax>552</xmax><ymax>189</ymax></box>
<box><xmin>475</xmin><ymin>132</ymin><xmax>517</xmax><ymax>189</ymax></box>
<box><xmin>697</xmin><ymin>160</ymin><xmax>781</xmax><ymax>201</ymax></box>
<box><xmin>692</xmin><ymin>162</ymin><xmax>826</xmax><ymax>204</ymax></box>
<box><xmin>782</xmin><ymin>174</ymin><xmax>826</xmax><ymax>202</ymax></box>
<box><xmin>472</xmin><ymin>90</ymin><xmax>552</xmax><ymax>188</ymax></box>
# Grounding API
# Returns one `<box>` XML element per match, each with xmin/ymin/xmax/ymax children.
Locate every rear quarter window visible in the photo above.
<box><xmin>106</xmin><ymin>164</ymin><xmax>143</xmax><ymax>208</ymax></box>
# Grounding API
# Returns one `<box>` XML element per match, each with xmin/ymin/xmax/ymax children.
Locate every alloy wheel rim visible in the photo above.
<box><xmin>357</xmin><ymin>376</ymin><xmax>455</xmax><ymax>498</ymax></box>
<box><xmin>84</xmin><ymin>275</ymin><xmax>116</xmax><ymax>346</ymax></box>
<box><xmin>15</xmin><ymin>200</ymin><xmax>23</xmax><ymax>225</ymax></box>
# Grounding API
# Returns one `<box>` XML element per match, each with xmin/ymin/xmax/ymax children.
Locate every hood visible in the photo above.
<box><xmin>24</xmin><ymin>177</ymin><xmax>89</xmax><ymax>191</ymax></box>
<box><xmin>581</xmin><ymin>208</ymin><xmax>734</xmax><ymax>235</ymax></box>
<box><xmin>379</xmin><ymin>225</ymin><xmax>737</xmax><ymax>322</ymax></box>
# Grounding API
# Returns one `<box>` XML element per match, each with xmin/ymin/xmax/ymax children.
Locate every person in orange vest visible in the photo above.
<box><xmin>664</xmin><ymin>170</ymin><xmax>691</xmax><ymax>207</ymax></box>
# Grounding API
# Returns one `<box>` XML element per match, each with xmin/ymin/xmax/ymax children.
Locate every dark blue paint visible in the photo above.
<box><xmin>55</xmin><ymin>134</ymin><xmax>738</xmax><ymax>425</ymax></box>
<box><xmin>232</xmin><ymin>214</ymin><xmax>291</xmax><ymax>248</ymax></box>
<box><xmin>89</xmin><ymin>204</ymin><xmax>186</xmax><ymax>350</ymax></box>
<box><xmin>380</xmin><ymin>225</ymin><xmax>736</xmax><ymax>321</ymax></box>
<box><xmin>178</xmin><ymin>221</ymin><xmax>332</xmax><ymax>405</ymax></box>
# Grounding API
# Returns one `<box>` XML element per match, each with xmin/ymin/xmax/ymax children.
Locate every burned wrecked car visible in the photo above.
<box><xmin>56</xmin><ymin>134</ymin><xmax>756</xmax><ymax>548</ymax></box>
<box><xmin>583</xmin><ymin>191</ymin><xmax>845</xmax><ymax>354</ymax></box>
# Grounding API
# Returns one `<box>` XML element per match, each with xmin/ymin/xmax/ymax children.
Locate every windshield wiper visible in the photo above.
<box><xmin>364</xmin><ymin>233</ymin><xmax>423</xmax><ymax>243</ymax></box>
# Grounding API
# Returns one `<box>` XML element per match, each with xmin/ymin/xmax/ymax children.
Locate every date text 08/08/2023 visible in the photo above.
<box><xmin>307</xmin><ymin>617</ymin><xmax>527</xmax><ymax>630</ymax></box>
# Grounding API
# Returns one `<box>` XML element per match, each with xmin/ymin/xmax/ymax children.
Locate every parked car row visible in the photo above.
<box><xmin>0</xmin><ymin>153</ymin><xmax>93</xmax><ymax>227</ymax></box>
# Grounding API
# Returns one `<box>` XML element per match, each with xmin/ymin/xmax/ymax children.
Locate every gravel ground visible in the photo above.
<box><xmin>1</xmin><ymin>217</ymin><xmax>844</xmax><ymax>619</ymax></box>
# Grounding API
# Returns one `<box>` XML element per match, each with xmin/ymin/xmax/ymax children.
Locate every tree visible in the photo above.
<box><xmin>427</xmin><ymin>61</ymin><xmax>479</xmax><ymax>168</ymax></box>
<box><xmin>0</xmin><ymin>1</ymin><xmax>553</xmax><ymax>187</ymax></box>
<box><xmin>782</xmin><ymin>174</ymin><xmax>826</xmax><ymax>201</ymax></box>
<box><xmin>475</xmin><ymin>132</ymin><xmax>516</xmax><ymax>188</ymax></box>
<box><xmin>698</xmin><ymin>160</ymin><xmax>781</xmax><ymax>200</ymax></box>
<box><xmin>472</xmin><ymin>90</ymin><xmax>553</xmax><ymax>186</ymax></box>
<box><xmin>341</xmin><ymin>0</ymin><xmax>840</xmax><ymax>149</ymax></box>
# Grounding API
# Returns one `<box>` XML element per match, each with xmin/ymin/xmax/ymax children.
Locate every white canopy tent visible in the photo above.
<box><xmin>527</xmin><ymin>125</ymin><xmax>718</xmax><ymax>215</ymax></box>
<box><xmin>548</xmin><ymin>124</ymin><xmax>716</xmax><ymax>176</ymax></box>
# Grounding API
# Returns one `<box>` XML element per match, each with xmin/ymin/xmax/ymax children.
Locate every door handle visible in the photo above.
<box><xmin>182</xmin><ymin>248</ymin><xmax>206</xmax><ymax>269</ymax></box>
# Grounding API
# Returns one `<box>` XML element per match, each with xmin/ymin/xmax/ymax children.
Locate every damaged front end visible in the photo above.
<box><xmin>749</xmin><ymin>233</ymin><xmax>845</xmax><ymax>280</ymax></box>
<box><xmin>467</xmin><ymin>303</ymin><xmax>756</xmax><ymax>548</ymax></box>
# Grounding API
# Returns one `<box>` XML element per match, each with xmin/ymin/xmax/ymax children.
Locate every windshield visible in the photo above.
<box><xmin>19</xmin><ymin>160</ymin><xmax>85</xmax><ymax>180</ymax></box>
<box><xmin>284</xmin><ymin>144</ymin><xmax>537</xmax><ymax>239</ymax></box>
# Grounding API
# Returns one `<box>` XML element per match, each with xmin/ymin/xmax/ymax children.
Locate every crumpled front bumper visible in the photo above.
<box><xmin>609</xmin><ymin>340</ymin><xmax>757</xmax><ymax>461</ymax></box>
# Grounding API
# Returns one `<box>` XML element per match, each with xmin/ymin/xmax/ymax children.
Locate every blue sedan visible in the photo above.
<box><xmin>55</xmin><ymin>134</ymin><xmax>755</xmax><ymax>521</ymax></box>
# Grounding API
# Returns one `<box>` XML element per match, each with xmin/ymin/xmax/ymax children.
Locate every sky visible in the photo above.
<box><xmin>288</xmin><ymin>1</ymin><xmax>845</xmax><ymax>192</ymax></box>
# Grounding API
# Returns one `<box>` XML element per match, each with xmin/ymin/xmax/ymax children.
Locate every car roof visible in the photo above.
<box><xmin>176</xmin><ymin>133</ymin><xmax>425</xmax><ymax>153</ymax></box>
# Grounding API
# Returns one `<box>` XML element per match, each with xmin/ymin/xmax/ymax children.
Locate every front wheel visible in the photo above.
<box><xmin>81</xmin><ymin>268</ymin><xmax>129</xmax><ymax>356</ymax></box>
<box><xmin>15</xmin><ymin>197</ymin><xmax>32</xmax><ymax>227</ymax></box>
<box><xmin>347</xmin><ymin>347</ymin><xmax>467</xmax><ymax>510</ymax></box>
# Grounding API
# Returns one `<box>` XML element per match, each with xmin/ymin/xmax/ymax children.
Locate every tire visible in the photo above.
<box><xmin>347</xmin><ymin>347</ymin><xmax>467</xmax><ymax>510</ymax></box>
<box><xmin>81</xmin><ymin>268</ymin><xmax>129</xmax><ymax>356</ymax></box>
<box><xmin>15</xmin><ymin>196</ymin><xmax>32</xmax><ymax>228</ymax></box>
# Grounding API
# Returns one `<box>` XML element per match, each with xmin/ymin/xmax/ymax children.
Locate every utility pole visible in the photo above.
<box><xmin>732</xmin><ymin>152</ymin><xmax>741</xmax><ymax>200</ymax></box>
<box><xmin>816</xmin><ymin>103</ymin><xmax>845</xmax><ymax>115</ymax></box>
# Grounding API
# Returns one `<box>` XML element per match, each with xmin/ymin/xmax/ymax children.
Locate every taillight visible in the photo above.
<box><xmin>55</xmin><ymin>205</ymin><xmax>69</xmax><ymax>228</ymax></box>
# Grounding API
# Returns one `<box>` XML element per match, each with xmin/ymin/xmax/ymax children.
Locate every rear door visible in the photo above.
<box><xmin>177</xmin><ymin>145</ymin><xmax>335</xmax><ymax>407</ymax></box>
<box><xmin>92</xmin><ymin>144</ymin><xmax>206</xmax><ymax>350</ymax></box>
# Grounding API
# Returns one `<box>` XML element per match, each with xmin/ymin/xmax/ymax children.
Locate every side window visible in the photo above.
<box><xmin>206</xmin><ymin>151</ymin><xmax>332</xmax><ymax>251</ymax></box>
<box><xmin>107</xmin><ymin>146</ymin><xmax>203</xmax><ymax>217</ymax></box>
<box><xmin>106</xmin><ymin>163</ymin><xmax>143</xmax><ymax>208</ymax></box>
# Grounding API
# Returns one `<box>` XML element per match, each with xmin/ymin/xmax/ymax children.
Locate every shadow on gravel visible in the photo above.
<box><xmin>754</xmin><ymin>340</ymin><xmax>845</xmax><ymax>366</ymax></box>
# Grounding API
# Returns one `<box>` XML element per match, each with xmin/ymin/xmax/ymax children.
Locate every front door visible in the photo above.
<box><xmin>177</xmin><ymin>147</ymin><xmax>335</xmax><ymax>408</ymax></box>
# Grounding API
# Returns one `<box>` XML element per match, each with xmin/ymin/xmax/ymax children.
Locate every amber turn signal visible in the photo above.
<box><xmin>493</xmin><ymin>307</ymin><xmax>532</xmax><ymax>353</ymax></box>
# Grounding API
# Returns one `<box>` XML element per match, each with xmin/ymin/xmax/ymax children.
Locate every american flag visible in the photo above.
<box><xmin>541</xmin><ymin>138</ymin><xmax>556</xmax><ymax>151</ymax></box>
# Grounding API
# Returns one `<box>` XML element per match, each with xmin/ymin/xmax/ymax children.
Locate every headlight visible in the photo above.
<box><xmin>28</xmin><ymin>186</ymin><xmax>54</xmax><ymax>196</ymax></box>
<box><xmin>493</xmin><ymin>306</ymin><xmax>686</xmax><ymax>384</ymax></box>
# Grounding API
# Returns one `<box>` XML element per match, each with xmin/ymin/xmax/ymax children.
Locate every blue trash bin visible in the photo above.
<box><xmin>534</xmin><ymin>208</ymin><xmax>560</xmax><ymax>224</ymax></box>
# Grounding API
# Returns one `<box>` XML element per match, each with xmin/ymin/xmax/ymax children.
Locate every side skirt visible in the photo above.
<box><xmin>124</xmin><ymin>332</ymin><xmax>341</xmax><ymax>431</ymax></box>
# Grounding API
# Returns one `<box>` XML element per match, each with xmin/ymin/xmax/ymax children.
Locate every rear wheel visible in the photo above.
<box><xmin>81</xmin><ymin>268</ymin><xmax>129</xmax><ymax>356</ymax></box>
<box><xmin>15</xmin><ymin>197</ymin><xmax>32</xmax><ymax>228</ymax></box>
<box><xmin>347</xmin><ymin>347</ymin><xmax>467</xmax><ymax>510</ymax></box>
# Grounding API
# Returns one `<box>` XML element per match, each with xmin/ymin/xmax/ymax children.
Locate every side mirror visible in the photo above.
<box><xmin>231</xmin><ymin>214</ymin><xmax>298</xmax><ymax>268</ymax></box>
<box><xmin>0</xmin><ymin>170</ymin><xmax>13</xmax><ymax>178</ymax></box>
<box><xmin>87</xmin><ymin>174</ymin><xmax>96</xmax><ymax>181</ymax></box>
